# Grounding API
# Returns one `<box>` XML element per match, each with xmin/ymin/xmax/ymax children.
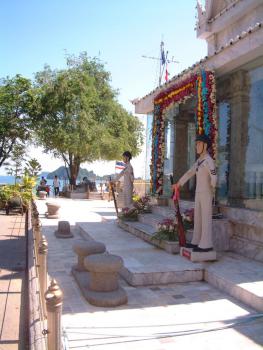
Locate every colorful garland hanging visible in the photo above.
<box><xmin>151</xmin><ymin>70</ymin><xmax>217</xmax><ymax>195</ymax></box>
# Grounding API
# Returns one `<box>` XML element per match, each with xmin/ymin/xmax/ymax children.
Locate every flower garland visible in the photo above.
<box><xmin>196</xmin><ymin>70</ymin><xmax>217</xmax><ymax>159</ymax></box>
<box><xmin>151</xmin><ymin>70</ymin><xmax>217</xmax><ymax>195</ymax></box>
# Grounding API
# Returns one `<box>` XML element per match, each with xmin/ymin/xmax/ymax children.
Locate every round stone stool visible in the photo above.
<box><xmin>55</xmin><ymin>221</ymin><xmax>73</xmax><ymax>238</ymax></box>
<box><xmin>83</xmin><ymin>253</ymin><xmax>127</xmax><ymax>307</ymax></box>
<box><xmin>39</xmin><ymin>191</ymin><xmax>47</xmax><ymax>200</ymax></box>
<box><xmin>73</xmin><ymin>241</ymin><xmax>106</xmax><ymax>271</ymax></box>
<box><xmin>45</xmin><ymin>202</ymin><xmax>60</xmax><ymax>219</ymax></box>
<box><xmin>84</xmin><ymin>254</ymin><xmax>123</xmax><ymax>292</ymax></box>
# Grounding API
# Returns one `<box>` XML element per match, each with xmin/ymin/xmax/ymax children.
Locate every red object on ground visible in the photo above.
<box><xmin>182</xmin><ymin>248</ymin><xmax>191</xmax><ymax>259</ymax></box>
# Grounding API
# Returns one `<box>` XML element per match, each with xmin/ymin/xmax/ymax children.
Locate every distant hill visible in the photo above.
<box><xmin>46</xmin><ymin>166</ymin><xmax>97</xmax><ymax>181</ymax></box>
<box><xmin>39</xmin><ymin>171</ymin><xmax>49</xmax><ymax>178</ymax></box>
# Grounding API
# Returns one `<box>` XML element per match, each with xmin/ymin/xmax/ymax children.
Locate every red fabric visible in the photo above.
<box><xmin>172</xmin><ymin>187</ymin><xmax>180</xmax><ymax>201</ymax></box>
<box><xmin>165</xmin><ymin>68</ymin><xmax>169</xmax><ymax>82</ymax></box>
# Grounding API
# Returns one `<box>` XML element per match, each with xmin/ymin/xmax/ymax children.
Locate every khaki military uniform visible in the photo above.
<box><xmin>115</xmin><ymin>162</ymin><xmax>134</xmax><ymax>208</ymax></box>
<box><xmin>178</xmin><ymin>153</ymin><xmax>217</xmax><ymax>249</ymax></box>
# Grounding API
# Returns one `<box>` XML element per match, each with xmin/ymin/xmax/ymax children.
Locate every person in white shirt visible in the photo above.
<box><xmin>53</xmin><ymin>175</ymin><xmax>60</xmax><ymax>197</ymax></box>
<box><xmin>172</xmin><ymin>135</ymin><xmax>217</xmax><ymax>252</ymax></box>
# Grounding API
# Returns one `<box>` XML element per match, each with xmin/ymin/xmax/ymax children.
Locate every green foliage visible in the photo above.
<box><xmin>24</xmin><ymin>158</ymin><xmax>42</xmax><ymax>177</ymax></box>
<box><xmin>152</xmin><ymin>218</ymin><xmax>178</xmax><ymax>242</ymax></box>
<box><xmin>118</xmin><ymin>207</ymin><xmax>139</xmax><ymax>221</ymax></box>
<box><xmin>5</xmin><ymin>144</ymin><xmax>26</xmax><ymax>184</ymax></box>
<box><xmin>133</xmin><ymin>195</ymin><xmax>152</xmax><ymax>213</ymax></box>
<box><xmin>0</xmin><ymin>174</ymin><xmax>35</xmax><ymax>210</ymax></box>
<box><xmin>30</xmin><ymin>52</ymin><xmax>143</xmax><ymax>184</ymax></box>
<box><xmin>0</xmin><ymin>75</ymin><xmax>33</xmax><ymax>167</ymax></box>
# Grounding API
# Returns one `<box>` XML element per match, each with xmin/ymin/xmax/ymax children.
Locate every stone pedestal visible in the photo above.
<box><xmin>72</xmin><ymin>253</ymin><xmax>127</xmax><ymax>307</ymax></box>
<box><xmin>55</xmin><ymin>221</ymin><xmax>73</xmax><ymax>238</ymax></box>
<box><xmin>45</xmin><ymin>202</ymin><xmax>60</xmax><ymax>219</ymax></box>
<box><xmin>72</xmin><ymin>241</ymin><xmax>106</xmax><ymax>271</ymax></box>
<box><xmin>180</xmin><ymin>247</ymin><xmax>217</xmax><ymax>262</ymax></box>
<box><xmin>84</xmin><ymin>254</ymin><xmax>122</xmax><ymax>292</ymax></box>
<box><xmin>39</xmin><ymin>191</ymin><xmax>47</xmax><ymax>200</ymax></box>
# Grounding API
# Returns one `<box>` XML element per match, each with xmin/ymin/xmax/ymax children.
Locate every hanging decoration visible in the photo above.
<box><xmin>151</xmin><ymin>70</ymin><xmax>217</xmax><ymax>195</ymax></box>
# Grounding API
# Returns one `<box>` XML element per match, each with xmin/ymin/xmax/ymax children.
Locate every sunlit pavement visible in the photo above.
<box><xmin>36</xmin><ymin>198</ymin><xmax>263</xmax><ymax>350</ymax></box>
<box><xmin>0</xmin><ymin>213</ymin><xmax>28</xmax><ymax>350</ymax></box>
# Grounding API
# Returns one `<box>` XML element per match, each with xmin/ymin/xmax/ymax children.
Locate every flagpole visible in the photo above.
<box><xmin>159</xmin><ymin>41</ymin><xmax>164</xmax><ymax>86</ymax></box>
<box><xmin>142</xmin><ymin>41</ymin><xmax>179</xmax><ymax>87</ymax></box>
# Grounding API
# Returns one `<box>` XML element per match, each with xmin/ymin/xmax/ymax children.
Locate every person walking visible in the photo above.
<box><xmin>111</xmin><ymin>151</ymin><xmax>134</xmax><ymax>209</ymax></box>
<box><xmin>172</xmin><ymin>135</ymin><xmax>217</xmax><ymax>252</ymax></box>
<box><xmin>53</xmin><ymin>175</ymin><xmax>60</xmax><ymax>197</ymax></box>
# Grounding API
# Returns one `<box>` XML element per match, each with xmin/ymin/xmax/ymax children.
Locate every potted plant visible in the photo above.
<box><xmin>118</xmin><ymin>207</ymin><xmax>139</xmax><ymax>221</ymax></box>
<box><xmin>133</xmin><ymin>195</ymin><xmax>152</xmax><ymax>213</ymax></box>
<box><xmin>152</xmin><ymin>217</ymin><xmax>178</xmax><ymax>242</ymax></box>
<box><xmin>0</xmin><ymin>176</ymin><xmax>35</xmax><ymax>214</ymax></box>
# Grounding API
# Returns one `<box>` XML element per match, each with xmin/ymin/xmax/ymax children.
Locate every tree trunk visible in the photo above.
<box><xmin>69</xmin><ymin>155</ymin><xmax>80</xmax><ymax>189</ymax></box>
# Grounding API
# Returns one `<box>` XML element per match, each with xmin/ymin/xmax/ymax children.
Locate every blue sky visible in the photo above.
<box><xmin>0</xmin><ymin>0</ymin><xmax>207</xmax><ymax>177</ymax></box>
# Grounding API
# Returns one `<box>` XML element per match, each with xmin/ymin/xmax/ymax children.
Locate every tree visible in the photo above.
<box><xmin>31</xmin><ymin>53</ymin><xmax>143</xmax><ymax>186</ymax></box>
<box><xmin>0</xmin><ymin>75</ymin><xmax>33</xmax><ymax>168</ymax></box>
<box><xmin>5</xmin><ymin>144</ymin><xmax>26</xmax><ymax>184</ymax></box>
<box><xmin>24</xmin><ymin>158</ymin><xmax>42</xmax><ymax>177</ymax></box>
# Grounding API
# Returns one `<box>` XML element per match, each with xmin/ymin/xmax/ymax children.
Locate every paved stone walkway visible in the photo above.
<box><xmin>36</xmin><ymin>198</ymin><xmax>263</xmax><ymax>350</ymax></box>
<box><xmin>0</xmin><ymin>212</ymin><xmax>28</xmax><ymax>350</ymax></box>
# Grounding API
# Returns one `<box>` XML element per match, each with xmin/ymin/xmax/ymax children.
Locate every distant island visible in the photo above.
<box><xmin>40</xmin><ymin>166</ymin><xmax>142</xmax><ymax>182</ymax></box>
<box><xmin>42</xmin><ymin>166</ymin><xmax>114</xmax><ymax>182</ymax></box>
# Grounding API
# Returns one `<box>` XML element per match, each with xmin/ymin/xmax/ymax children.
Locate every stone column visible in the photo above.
<box><xmin>174</xmin><ymin>114</ymin><xmax>192</xmax><ymax>198</ymax></box>
<box><xmin>45</xmin><ymin>279</ymin><xmax>63</xmax><ymax>350</ymax></box>
<box><xmin>228</xmin><ymin>70</ymin><xmax>250</xmax><ymax>206</ymax></box>
<box><xmin>38</xmin><ymin>236</ymin><xmax>48</xmax><ymax>317</ymax></box>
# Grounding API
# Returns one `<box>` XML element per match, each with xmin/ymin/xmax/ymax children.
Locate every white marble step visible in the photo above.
<box><xmin>205</xmin><ymin>252</ymin><xmax>263</xmax><ymax>312</ymax></box>
<box><xmin>88</xmin><ymin>192</ymin><xmax>102</xmax><ymax>200</ymax></box>
<box><xmin>77</xmin><ymin>221</ymin><xmax>263</xmax><ymax>312</ymax></box>
<box><xmin>118</xmin><ymin>220</ymin><xmax>180</xmax><ymax>254</ymax></box>
<box><xmin>77</xmin><ymin>221</ymin><xmax>203</xmax><ymax>286</ymax></box>
<box><xmin>151</xmin><ymin>205</ymin><xmax>175</xmax><ymax>217</ymax></box>
<box><xmin>138</xmin><ymin>212</ymin><xmax>168</xmax><ymax>229</ymax></box>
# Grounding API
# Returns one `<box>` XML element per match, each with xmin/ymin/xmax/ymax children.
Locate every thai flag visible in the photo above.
<box><xmin>115</xmin><ymin>161</ymin><xmax>125</xmax><ymax>172</ymax></box>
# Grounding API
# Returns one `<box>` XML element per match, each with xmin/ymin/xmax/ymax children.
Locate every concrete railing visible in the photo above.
<box><xmin>29</xmin><ymin>201</ymin><xmax>64</xmax><ymax>350</ymax></box>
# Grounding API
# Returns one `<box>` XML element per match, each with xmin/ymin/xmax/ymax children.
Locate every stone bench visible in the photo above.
<box><xmin>73</xmin><ymin>241</ymin><xmax>106</xmax><ymax>271</ymax></box>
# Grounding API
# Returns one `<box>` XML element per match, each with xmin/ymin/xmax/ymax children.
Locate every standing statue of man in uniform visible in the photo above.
<box><xmin>172</xmin><ymin>135</ymin><xmax>217</xmax><ymax>252</ymax></box>
<box><xmin>111</xmin><ymin>151</ymin><xmax>134</xmax><ymax>209</ymax></box>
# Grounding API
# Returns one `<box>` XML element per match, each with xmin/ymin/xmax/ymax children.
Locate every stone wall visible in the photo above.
<box><xmin>220</xmin><ymin>205</ymin><xmax>263</xmax><ymax>262</ymax></box>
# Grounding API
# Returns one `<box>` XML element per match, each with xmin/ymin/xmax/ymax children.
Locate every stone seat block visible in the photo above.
<box><xmin>73</xmin><ymin>241</ymin><xmax>106</xmax><ymax>271</ymax></box>
<box><xmin>55</xmin><ymin>221</ymin><xmax>73</xmax><ymax>238</ymax></box>
<box><xmin>84</xmin><ymin>254</ymin><xmax>124</xmax><ymax>292</ymax></box>
<box><xmin>84</xmin><ymin>254</ymin><xmax>123</xmax><ymax>273</ymax></box>
<box><xmin>45</xmin><ymin>202</ymin><xmax>61</xmax><ymax>218</ymax></box>
<box><xmin>38</xmin><ymin>191</ymin><xmax>47</xmax><ymax>200</ymax></box>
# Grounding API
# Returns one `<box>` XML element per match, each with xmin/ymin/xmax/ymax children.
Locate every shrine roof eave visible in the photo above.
<box><xmin>134</xmin><ymin>21</ymin><xmax>263</xmax><ymax>115</ymax></box>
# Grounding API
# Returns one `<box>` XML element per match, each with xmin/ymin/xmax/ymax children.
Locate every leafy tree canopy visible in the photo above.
<box><xmin>31</xmin><ymin>53</ymin><xmax>143</xmax><ymax>185</ymax></box>
<box><xmin>24</xmin><ymin>158</ymin><xmax>42</xmax><ymax>177</ymax></box>
<box><xmin>0</xmin><ymin>75</ymin><xmax>33</xmax><ymax>167</ymax></box>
